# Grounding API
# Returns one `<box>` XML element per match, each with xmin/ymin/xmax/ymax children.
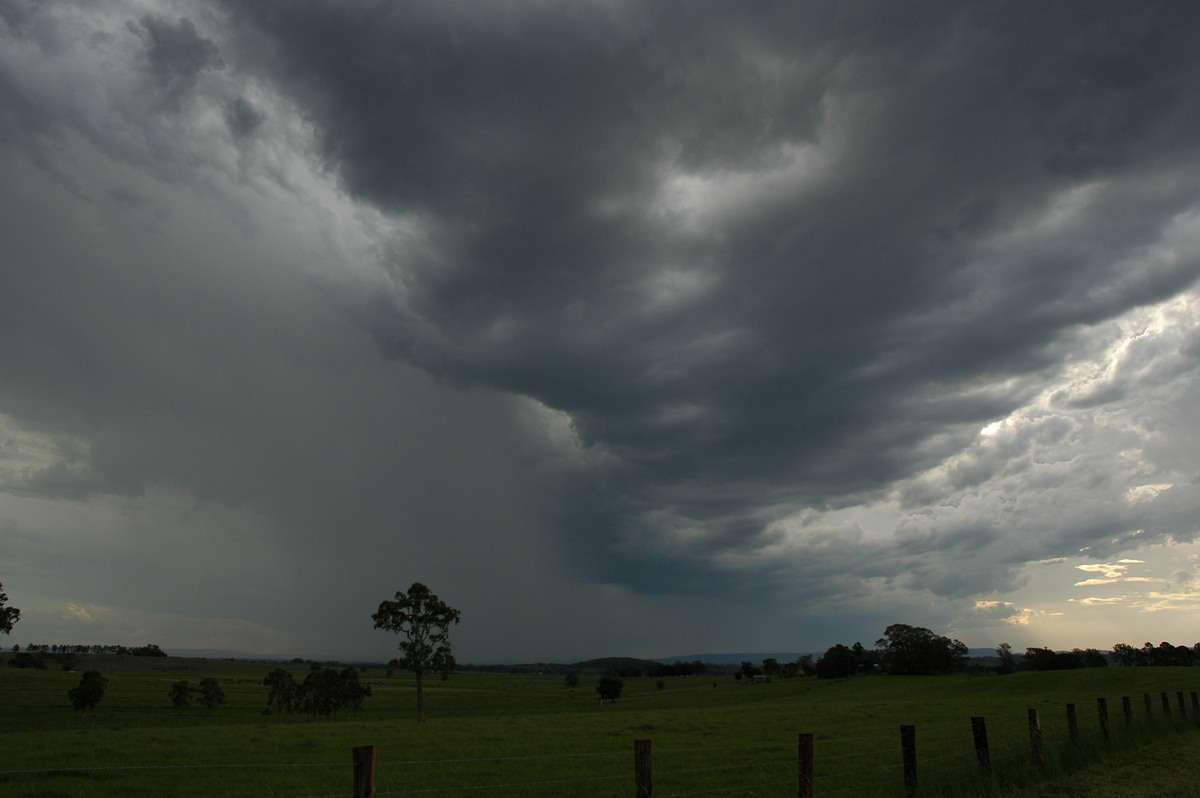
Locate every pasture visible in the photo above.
<box><xmin>2</xmin><ymin>655</ymin><xmax>1198</xmax><ymax>797</ymax></box>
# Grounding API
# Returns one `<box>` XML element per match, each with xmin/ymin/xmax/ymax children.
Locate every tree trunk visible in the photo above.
<box><xmin>415</xmin><ymin>668</ymin><xmax>425</xmax><ymax>722</ymax></box>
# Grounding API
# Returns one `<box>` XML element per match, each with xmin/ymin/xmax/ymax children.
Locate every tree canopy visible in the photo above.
<box><xmin>596</xmin><ymin>670</ymin><xmax>624</xmax><ymax>701</ymax></box>
<box><xmin>0</xmin><ymin>582</ymin><xmax>20</xmax><ymax>635</ymax></box>
<box><xmin>815</xmin><ymin>643</ymin><xmax>876</xmax><ymax>678</ymax></box>
<box><xmin>169</xmin><ymin>680</ymin><xmax>191</xmax><ymax>709</ymax></box>
<box><xmin>874</xmin><ymin>624</ymin><xmax>968</xmax><ymax>675</ymax></box>
<box><xmin>197</xmin><ymin>677</ymin><xmax>226</xmax><ymax>710</ymax></box>
<box><xmin>372</xmin><ymin>582</ymin><xmax>460</xmax><ymax>721</ymax></box>
<box><xmin>68</xmin><ymin>670</ymin><xmax>108</xmax><ymax>711</ymax></box>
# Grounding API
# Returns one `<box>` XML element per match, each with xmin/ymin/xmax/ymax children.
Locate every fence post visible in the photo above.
<box><xmin>971</xmin><ymin>717</ymin><xmax>990</xmax><ymax>772</ymax></box>
<box><xmin>1191</xmin><ymin>692</ymin><xmax>1199</xmax><ymax>715</ymax></box>
<box><xmin>901</xmin><ymin>725</ymin><xmax>917</xmax><ymax>795</ymax></box>
<box><xmin>798</xmin><ymin>733</ymin><xmax>814</xmax><ymax>798</ymax></box>
<box><xmin>635</xmin><ymin>738</ymin><xmax>652</xmax><ymax>798</ymax></box>
<box><xmin>1143</xmin><ymin>693</ymin><xmax>1153</xmax><ymax>720</ymax></box>
<box><xmin>1176</xmin><ymin>692</ymin><xmax>1187</xmax><ymax>719</ymax></box>
<box><xmin>1122</xmin><ymin>696</ymin><xmax>1132</xmax><ymax>726</ymax></box>
<box><xmin>352</xmin><ymin>745</ymin><xmax>377</xmax><ymax>798</ymax></box>
<box><xmin>1097</xmin><ymin>698</ymin><xmax>1109</xmax><ymax>742</ymax></box>
<box><xmin>1066</xmin><ymin>703</ymin><xmax>1078</xmax><ymax>743</ymax></box>
<box><xmin>1161</xmin><ymin>692</ymin><xmax>1172</xmax><ymax>718</ymax></box>
<box><xmin>1028</xmin><ymin>709</ymin><xmax>1043</xmax><ymax>767</ymax></box>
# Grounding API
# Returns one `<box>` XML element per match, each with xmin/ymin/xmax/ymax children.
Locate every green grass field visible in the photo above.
<box><xmin>2</xmin><ymin>656</ymin><xmax>1198</xmax><ymax>797</ymax></box>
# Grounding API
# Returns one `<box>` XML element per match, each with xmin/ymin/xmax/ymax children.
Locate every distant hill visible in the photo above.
<box><xmin>166</xmin><ymin>647</ymin><xmax>1008</xmax><ymax>669</ymax></box>
<box><xmin>171</xmin><ymin>648</ymin><xmax>296</xmax><ymax>661</ymax></box>
<box><xmin>571</xmin><ymin>656</ymin><xmax>665</xmax><ymax>674</ymax></box>
<box><xmin>656</xmin><ymin>648</ymin><xmax>1003</xmax><ymax>665</ymax></box>
<box><xmin>655</xmin><ymin>652</ymin><xmax>808</xmax><ymax>665</ymax></box>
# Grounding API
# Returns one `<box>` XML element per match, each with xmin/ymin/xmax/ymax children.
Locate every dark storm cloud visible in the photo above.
<box><xmin>6</xmin><ymin>0</ymin><xmax>1200</xmax><ymax>659</ymax></box>
<box><xmin>131</xmin><ymin>14</ymin><xmax>224</xmax><ymax>106</ymax></box>
<box><xmin>223</xmin><ymin>95</ymin><xmax>263</xmax><ymax>139</ymax></box>
<box><xmin>217</xmin><ymin>0</ymin><xmax>1200</xmax><ymax>589</ymax></box>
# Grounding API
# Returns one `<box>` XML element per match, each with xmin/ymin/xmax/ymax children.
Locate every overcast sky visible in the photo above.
<box><xmin>4</xmin><ymin>1</ymin><xmax>1200</xmax><ymax>663</ymax></box>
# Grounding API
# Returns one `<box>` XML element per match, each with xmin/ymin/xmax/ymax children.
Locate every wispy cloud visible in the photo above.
<box><xmin>62</xmin><ymin>603</ymin><xmax>95</xmax><ymax>622</ymax></box>
<box><xmin>972</xmin><ymin>600</ymin><xmax>1060</xmax><ymax>626</ymax></box>
<box><xmin>1077</xmin><ymin>597</ymin><xmax>1126</xmax><ymax>606</ymax></box>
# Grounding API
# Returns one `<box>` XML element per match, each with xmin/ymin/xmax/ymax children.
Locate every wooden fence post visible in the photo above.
<box><xmin>1191</xmin><ymin>692</ymin><xmax>1199</xmax><ymax>715</ymax></box>
<box><xmin>1122</xmin><ymin>696</ymin><xmax>1132</xmax><ymax>726</ymax></box>
<box><xmin>901</xmin><ymin>725</ymin><xmax>917</xmax><ymax>795</ymax></box>
<box><xmin>1176</xmin><ymin>692</ymin><xmax>1187</xmax><ymax>719</ymax></box>
<box><xmin>1097</xmin><ymin>698</ymin><xmax>1109</xmax><ymax>742</ymax></box>
<box><xmin>352</xmin><ymin>745</ymin><xmax>377</xmax><ymax>798</ymax></box>
<box><xmin>1160</xmin><ymin>692</ymin><xmax>1172</xmax><ymax>718</ymax></box>
<box><xmin>1066</xmin><ymin>703</ymin><xmax>1078</xmax><ymax>743</ymax></box>
<box><xmin>634</xmin><ymin>738</ymin><xmax>652</xmax><ymax>798</ymax></box>
<box><xmin>971</xmin><ymin>717</ymin><xmax>990</xmax><ymax>772</ymax></box>
<box><xmin>1028</xmin><ymin>709</ymin><xmax>1043</xmax><ymax>767</ymax></box>
<box><xmin>1143</xmin><ymin>693</ymin><xmax>1153</xmax><ymax>720</ymax></box>
<box><xmin>798</xmin><ymin>733</ymin><xmax>814</xmax><ymax>798</ymax></box>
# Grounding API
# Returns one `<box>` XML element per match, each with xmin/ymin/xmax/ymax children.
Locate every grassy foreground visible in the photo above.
<box><xmin>2</xmin><ymin>655</ymin><xmax>1198</xmax><ymax>797</ymax></box>
<box><xmin>1001</xmin><ymin>725</ymin><xmax>1200</xmax><ymax>797</ymax></box>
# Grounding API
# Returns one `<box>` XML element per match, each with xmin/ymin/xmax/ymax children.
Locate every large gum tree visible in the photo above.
<box><xmin>0</xmin><ymin>582</ymin><xmax>19</xmax><ymax>635</ymax></box>
<box><xmin>372</xmin><ymin>582</ymin><xmax>460</xmax><ymax>721</ymax></box>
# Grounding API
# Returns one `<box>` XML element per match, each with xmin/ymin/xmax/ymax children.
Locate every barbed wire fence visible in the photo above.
<box><xmin>3</xmin><ymin>687</ymin><xmax>1197</xmax><ymax>797</ymax></box>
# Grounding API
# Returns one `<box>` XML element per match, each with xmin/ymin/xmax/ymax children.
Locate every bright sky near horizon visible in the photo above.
<box><xmin>3</xmin><ymin>1</ymin><xmax>1200</xmax><ymax>663</ymax></box>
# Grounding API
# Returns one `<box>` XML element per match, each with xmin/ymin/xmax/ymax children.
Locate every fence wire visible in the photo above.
<box><xmin>5</xmin><ymin>686</ymin><xmax>1198</xmax><ymax>798</ymax></box>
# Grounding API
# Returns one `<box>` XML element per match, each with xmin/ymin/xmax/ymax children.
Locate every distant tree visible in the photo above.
<box><xmin>761</xmin><ymin>658</ymin><xmax>781</xmax><ymax>677</ymax></box>
<box><xmin>816</xmin><ymin>644</ymin><xmax>854</xmax><ymax>679</ymax></box>
<box><xmin>297</xmin><ymin>668</ymin><xmax>342</xmax><ymax>717</ymax></box>
<box><xmin>795</xmin><ymin>654</ymin><xmax>815</xmax><ymax>676</ymax></box>
<box><xmin>0</xmin><ymin>583</ymin><xmax>19</xmax><ymax>635</ymax></box>
<box><xmin>1111</xmin><ymin>642</ymin><xmax>1141</xmax><ymax>667</ymax></box>
<box><xmin>1022</xmin><ymin>647</ymin><xmax>1052</xmax><ymax>670</ymax></box>
<box><xmin>740</xmin><ymin>661</ymin><xmax>762</xmax><ymax>679</ymax></box>
<box><xmin>996</xmin><ymin>643</ymin><xmax>1016</xmax><ymax>675</ymax></box>
<box><xmin>68</xmin><ymin>670</ymin><xmax>108</xmax><ymax>711</ymax></box>
<box><xmin>372</xmin><ymin>583</ymin><xmax>461</xmax><ymax>722</ymax></box>
<box><xmin>1111</xmin><ymin>641</ymin><xmax>1197</xmax><ymax>667</ymax></box>
<box><xmin>816</xmin><ymin>642</ymin><xmax>875</xmax><ymax>678</ymax></box>
<box><xmin>169</xmin><ymin>680</ymin><xmax>191</xmax><ymax>709</ymax></box>
<box><xmin>263</xmin><ymin>668</ymin><xmax>297</xmax><ymax>715</ymax></box>
<box><xmin>1152</xmin><ymin>642</ymin><xmax>1193</xmax><ymax>666</ymax></box>
<box><xmin>564</xmin><ymin>672</ymin><xmax>579</xmax><ymax>689</ymax></box>
<box><xmin>1023</xmin><ymin>647</ymin><xmax>1083</xmax><ymax>671</ymax></box>
<box><xmin>851</xmin><ymin>642</ymin><xmax>876</xmax><ymax>673</ymax></box>
<box><xmin>295</xmin><ymin>667</ymin><xmax>372</xmax><ymax>718</ymax></box>
<box><xmin>596</xmin><ymin>670</ymin><xmax>623</xmax><ymax>702</ymax></box>
<box><xmin>197</xmin><ymin>677</ymin><xmax>225</xmax><ymax>710</ymax></box>
<box><xmin>131</xmin><ymin>644</ymin><xmax>168</xmax><ymax>657</ymax></box>
<box><xmin>336</xmin><ymin>667</ymin><xmax>372</xmax><ymax>717</ymax></box>
<box><xmin>1074</xmin><ymin>648</ymin><xmax>1109</xmax><ymax>668</ymax></box>
<box><xmin>875</xmin><ymin>624</ymin><xmax>967</xmax><ymax>675</ymax></box>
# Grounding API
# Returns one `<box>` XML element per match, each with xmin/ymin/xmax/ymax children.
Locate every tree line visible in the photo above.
<box><xmin>1110</xmin><ymin>641</ymin><xmax>1200</xmax><ymax>667</ymax></box>
<box><xmin>11</xmin><ymin>643</ymin><xmax>167</xmax><ymax>656</ymax></box>
<box><xmin>807</xmin><ymin>626</ymin><xmax>1200</xmax><ymax>678</ymax></box>
<box><xmin>261</xmin><ymin>666</ymin><xmax>372</xmax><ymax>718</ymax></box>
<box><xmin>169</xmin><ymin>677</ymin><xmax>226</xmax><ymax>710</ymax></box>
<box><xmin>811</xmin><ymin>624</ymin><xmax>971</xmax><ymax>677</ymax></box>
